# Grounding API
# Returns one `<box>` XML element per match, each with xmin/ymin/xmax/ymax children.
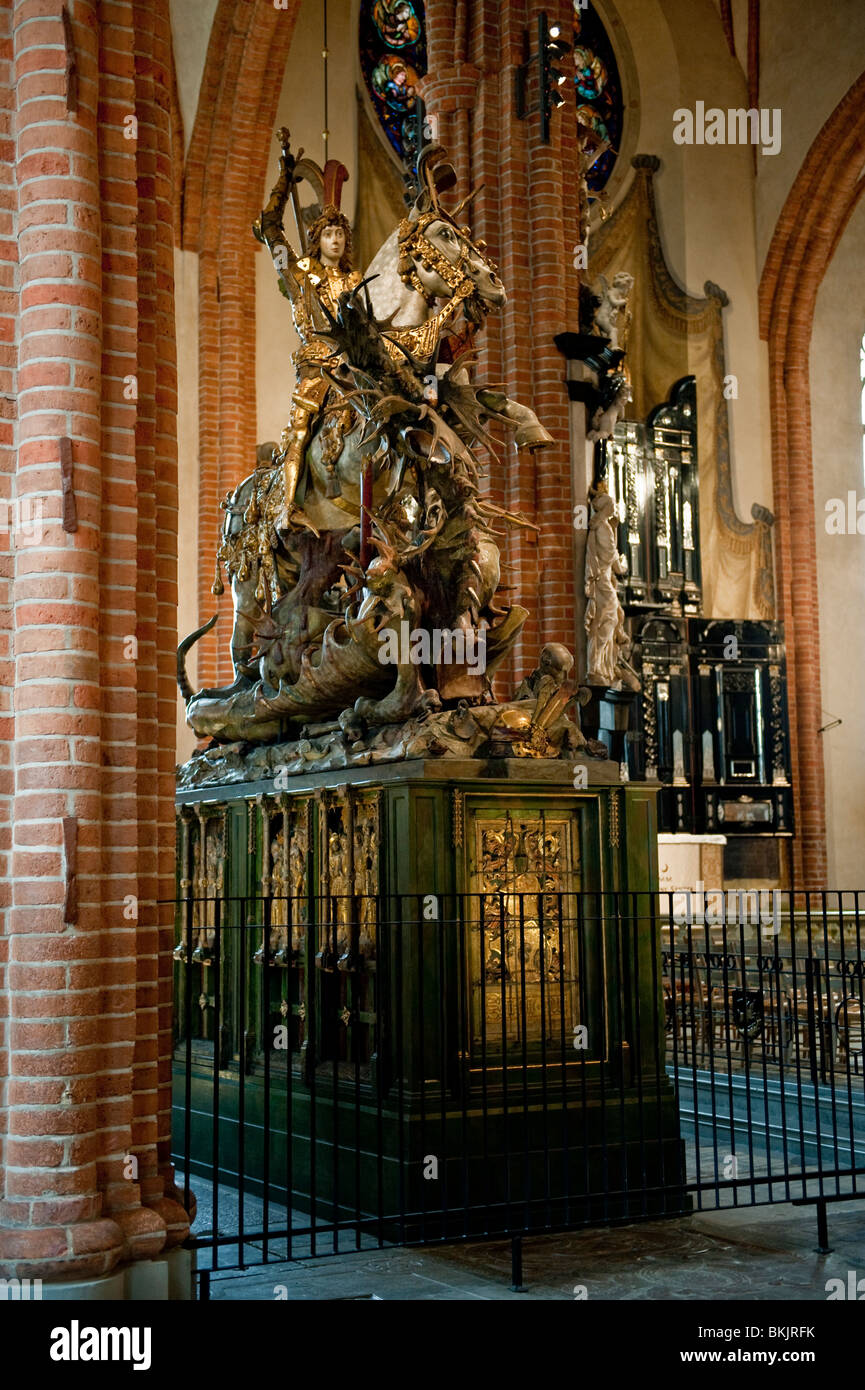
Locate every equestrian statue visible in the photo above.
<box><xmin>178</xmin><ymin>132</ymin><xmax>564</xmax><ymax>749</ymax></box>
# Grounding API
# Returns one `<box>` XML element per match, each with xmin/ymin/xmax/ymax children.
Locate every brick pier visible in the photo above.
<box><xmin>0</xmin><ymin>0</ymin><xmax>189</xmax><ymax>1294</ymax></box>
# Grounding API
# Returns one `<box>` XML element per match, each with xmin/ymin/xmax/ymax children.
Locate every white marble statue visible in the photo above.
<box><xmin>584</xmin><ymin>489</ymin><xmax>640</xmax><ymax>690</ymax></box>
<box><xmin>591</xmin><ymin>270</ymin><xmax>634</xmax><ymax>349</ymax></box>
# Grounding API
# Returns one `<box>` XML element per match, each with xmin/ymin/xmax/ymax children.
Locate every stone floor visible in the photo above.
<box><xmin>195</xmin><ymin>1196</ymin><xmax>865</xmax><ymax>1301</ymax></box>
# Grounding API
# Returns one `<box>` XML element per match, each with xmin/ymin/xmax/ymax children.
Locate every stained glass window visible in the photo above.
<box><xmin>359</xmin><ymin>0</ymin><xmax>427</xmax><ymax>164</ymax></box>
<box><xmin>573</xmin><ymin>1</ymin><xmax>623</xmax><ymax>193</ymax></box>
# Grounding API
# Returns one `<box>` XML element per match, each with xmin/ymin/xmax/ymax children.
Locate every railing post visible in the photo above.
<box><xmin>815</xmin><ymin>1199</ymin><xmax>832</xmax><ymax>1254</ymax></box>
<box><xmin>805</xmin><ymin>956</ymin><xmax>819</xmax><ymax>1087</ymax></box>
<box><xmin>510</xmin><ymin>1234</ymin><xmax>526</xmax><ymax>1292</ymax></box>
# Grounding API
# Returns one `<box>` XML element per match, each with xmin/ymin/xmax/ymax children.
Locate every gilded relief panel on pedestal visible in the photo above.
<box><xmin>467</xmin><ymin>807</ymin><xmax>582</xmax><ymax>1049</ymax></box>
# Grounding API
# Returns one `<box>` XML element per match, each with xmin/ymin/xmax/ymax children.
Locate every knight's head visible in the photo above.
<box><xmin>538</xmin><ymin>643</ymin><xmax>574</xmax><ymax>684</ymax></box>
<box><xmin>308</xmin><ymin>205</ymin><xmax>353</xmax><ymax>271</ymax></box>
<box><xmin>398</xmin><ymin>146</ymin><xmax>505</xmax><ymax>311</ymax></box>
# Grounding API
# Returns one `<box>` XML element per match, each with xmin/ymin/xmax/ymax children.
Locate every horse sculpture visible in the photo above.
<box><xmin>178</xmin><ymin>141</ymin><xmax>553</xmax><ymax>744</ymax></box>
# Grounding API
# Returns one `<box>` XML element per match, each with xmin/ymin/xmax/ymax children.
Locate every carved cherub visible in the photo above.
<box><xmin>591</xmin><ymin>270</ymin><xmax>634</xmax><ymax>349</ymax></box>
<box><xmin>587</xmin><ymin>370</ymin><xmax>631</xmax><ymax>442</ymax></box>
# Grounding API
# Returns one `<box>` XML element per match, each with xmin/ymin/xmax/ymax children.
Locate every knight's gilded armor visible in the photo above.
<box><xmin>277</xmin><ymin>251</ymin><xmax>363</xmax><ymax>525</ymax></box>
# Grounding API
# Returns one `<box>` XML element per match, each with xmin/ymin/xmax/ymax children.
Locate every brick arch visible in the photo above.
<box><xmin>182</xmin><ymin>0</ymin><xmax>302</xmax><ymax>683</ymax></box>
<box><xmin>759</xmin><ymin>71</ymin><xmax>865</xmax><ymax>888</ymax></box>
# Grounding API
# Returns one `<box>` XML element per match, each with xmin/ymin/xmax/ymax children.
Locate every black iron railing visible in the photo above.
<box><xmin>169</xmin><ymin>890</ymin><xmax>865</xmax><ymax>1292</ymax></box>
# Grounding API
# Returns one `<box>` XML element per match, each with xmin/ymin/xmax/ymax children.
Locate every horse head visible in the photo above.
<box><xmin>397</xmin><ymin>145</ymin><xmax>505</xmax><ymax>314</ymax></box>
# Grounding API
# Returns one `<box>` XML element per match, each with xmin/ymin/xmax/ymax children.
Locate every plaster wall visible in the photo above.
<box><xmin>169</xmin><ymin>0</ymin><xmax>220</xmax><ymax>151</ymax></box>
<box><xmin>755</xmin><ymin>0</ymin><xmax>865</xmax><ymax>270</ymax></box>
<box><xmin>597</xmin><ymin>0</ymin><xmax>685</xmax><ymax>273</ymax></box>
<box><xmin>669</xmin><ymin>0</ymin><xmax>772</xmax><ymax>526</ymax></box>
<box><xmin>810</xmin><ymin>192</ymin><xmax>865</xmax><ymax>888</ymax></box>
<box><xmin>708</xmin><ymin>0</ymin><xmax>755</xmax><ymax>75</ymax></box>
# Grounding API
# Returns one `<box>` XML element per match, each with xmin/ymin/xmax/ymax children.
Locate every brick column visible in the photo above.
<box><xmin>0</xmin><ymin>0</ymin><xmax>18</xmax><ymax>1231</ymax></box>
<box><xmin>132</xmin><ymin>0</ymin><xmax>187</xmax><ymax>1241</ymax></box>
<box><xmin>421</xmin><ymin>0</ymin><xmax>581</xmax><ymax>688</ymax></box>
<box><xmin>523</xmin><ymin>0</ymin><xmax>581</xmax><ymax>668</ymax></box>
<box><xmin>0</xmin><ymin>0</ymin><xmax>187</xmax><ymax>1288</ymax></box>
<box><xmin>2</xmin><ymin>0</ymin><xmax>123</xmax><ymax>1281</ymax></box>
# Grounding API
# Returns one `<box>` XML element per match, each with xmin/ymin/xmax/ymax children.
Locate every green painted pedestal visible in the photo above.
<box><xmin>173</xmin><ymin>756</ymin><xmax>685</xmax><ymax>1237</ymax></box>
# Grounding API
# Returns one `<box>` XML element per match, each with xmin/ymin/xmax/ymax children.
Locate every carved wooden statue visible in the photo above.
<box><xmin>178</xmin><ymin>135</ymin><xmax>556</xmax><ymax>744</ymax></box>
